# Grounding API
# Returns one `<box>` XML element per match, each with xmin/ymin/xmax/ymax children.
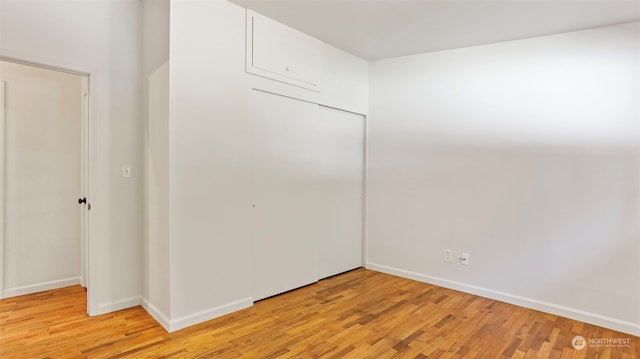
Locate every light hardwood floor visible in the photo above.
<box><xmin>0</xmin><ymin>269</ymin><xmax>637</xmax><ymax>358</ymax></box>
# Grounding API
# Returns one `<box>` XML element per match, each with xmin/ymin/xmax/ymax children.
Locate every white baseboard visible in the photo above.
<box><xmin>2</xmin><ymin>276</ymin><xmax>81</xmax><ymax>298</ymax></box>
<box><xmin>93</xmin><ymin>295</ymin><xmax>141</xmax><ymax>316</ymax></box>
<box><xmin>141</xmin><ymin>298</ymin><xmax>171</xmax><ymax>331</ymax></box>
<box><xmin>366</xmin><ymin>262</ymin><xmax>640</xmax><ymax>337</ymax></box>
<box><xmin>167</xmin><ymin>297</ymin><xmax>254</xmax><ymax>333</ymax></box>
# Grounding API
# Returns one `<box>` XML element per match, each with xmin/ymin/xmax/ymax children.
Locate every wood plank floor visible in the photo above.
<box><xmin>0</xmin><ymin>269</ymin><xmax>637</xmax><ymax>358</ymax></box>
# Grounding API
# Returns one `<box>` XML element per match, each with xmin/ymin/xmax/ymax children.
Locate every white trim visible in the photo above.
<box><xmin>167</xmin><ymin>297</ymin><xmax>253</xmax><ymax>333</ymax></box>
<box><xmin>0</xmin><ymin>81</ymin><xmax>5</xmax><ymax>300</ymax></box>
<box><xmin>3</xmin><ymin>277</ymin><xmax>81</xmax><ymax>298</ymax></box>
<box><xmin>0</xmin><ymin>56</ymin><xmax>88</xmax><ymax>77</ymax></box>
<box><xmin>79</xmin><ymin>78</ymin><xmax>89</xmax><ymax>289</ymax></box>
<box><xmin>366</xmin><ymin>262</ymin><xmax>640</xmax><ymax>337</ymax></box>
<box><xmin>95</xmin><ymin>295</ymin><xmax>141</xmax><ymax>315</ymax></box>
<box><xmin>141</xmin><ymin>298</ymin><xmax>171</xmax><ymax>331</ymax></box>
<box><xmin>361</xmin><ymin>114</ymin><xmax>368</xmax><ymax>268</ymax></box>
<box><xmin>86</xmin><ymin>71</ymin><xmax>99</xmax><ymax>316</ymax></box>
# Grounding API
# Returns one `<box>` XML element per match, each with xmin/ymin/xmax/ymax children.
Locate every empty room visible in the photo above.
<box><xmin>0</xmin><ymin>0</ymin><xmax>638</xmax><ymax>357</ymax></box>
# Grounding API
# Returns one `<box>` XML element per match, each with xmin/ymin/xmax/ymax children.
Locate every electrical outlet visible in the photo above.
<box><xmin>443</xmin><ymin>249</ymin><xmax>453</xmax><ymax>263</ymax></box>
<box><xmin>460</xmin><ymin>252</ymin><xmax>470</xmax><ymax>265</ymax></box>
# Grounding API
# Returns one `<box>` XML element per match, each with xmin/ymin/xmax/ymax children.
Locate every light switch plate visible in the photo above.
<box><xmin>122</xmin><ymin>165</ymin><xmax>132</xmax><ymax>178</ymax></box>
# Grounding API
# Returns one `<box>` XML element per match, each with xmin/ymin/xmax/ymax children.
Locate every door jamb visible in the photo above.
<box><xmin>0</xmin><ymin>80</ymin><xmax>5</xmax><ymax>300</ymax></box>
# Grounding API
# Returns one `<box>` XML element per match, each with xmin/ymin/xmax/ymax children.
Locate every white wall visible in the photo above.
<box><xmin>367</xmin><ymin>21</ymin><xmax>640</xmax><ymax>335</ymax></box>
<box><xmin>168</xmin><ymin>0</ymin><xmax>254</xmax><ymax>330</ymax></box>
<box><xmin>0</xmin><ymin>1</ymin><xmax>143</xmax><ymax>314</ymax></box>
<box><xmin>159</xmin><ymin>0</ymin><xmax>368</xmax><ymax>331</ymax></box>
<box><xmin>319</xmin><ymin>44</ymin><xmax>368</xmax><ymax>115</ymax></box>
<box><xmin>3</xmin><ymin>0</ymin><xmax>634</xmax><ymax>338</ymax></box>
<box><xmin>1</xmin><ymin>60</ymin><xmax>82</xmax><ymax>297</ymax></box>
<box><xmin>142</xmin><ymin>0</ymin><xmax>171</xmax><ymax>328</ymax></box>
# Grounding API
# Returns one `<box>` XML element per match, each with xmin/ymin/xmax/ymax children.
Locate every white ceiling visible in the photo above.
<box><xmin>230</xmin><ymin>0</ymin><xmax>640</xmax><ymax>60</ymax></box>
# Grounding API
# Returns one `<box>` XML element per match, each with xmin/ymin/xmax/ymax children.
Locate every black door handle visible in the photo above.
<box><xmin>78</xmin><ymin>197</ymin><xmax>87</xmax><ymax>204</ymax></box>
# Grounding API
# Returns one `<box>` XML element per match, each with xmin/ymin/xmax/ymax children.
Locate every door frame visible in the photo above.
<box><xmin>0</xmin><ymin>56</ymin><xmax>93</xmax><ymax>310</ymax></box>
<box><xmin>0</xmin><ymin>79</ymin><xmax>5</xmax><ymax>299</ymax></box>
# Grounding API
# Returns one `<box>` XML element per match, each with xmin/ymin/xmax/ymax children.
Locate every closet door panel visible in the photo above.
<box><xmin>317</xmin><ymin>106</ymin><xmax>364</xmax><ymax>279</ymax></box>
<box><xmin>250</xmin><ymin>89</ymin><xmax>320</xmax><ymax>301</ymax></box>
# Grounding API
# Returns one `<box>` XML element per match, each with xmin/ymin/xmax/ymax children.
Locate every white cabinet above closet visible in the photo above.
<box><xmin>246</xmin><ymin>10</ymin><xmax>323</xmax><ymax>92</ymax></box>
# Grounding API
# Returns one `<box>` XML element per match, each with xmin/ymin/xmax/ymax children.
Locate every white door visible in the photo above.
<box><xmin>0</xmin><ymin>60</ymin><xmax>84</xmax><ymax>298</ymax></box>
<box><xmin>317</xmin><ymin>106</ymin><xmax>364</xmax><ymax>279</ymax></box>
<box><xmin>250</xmin><ymin>89</ymin><xmax>320</xmax><ymax>301</ymax></box>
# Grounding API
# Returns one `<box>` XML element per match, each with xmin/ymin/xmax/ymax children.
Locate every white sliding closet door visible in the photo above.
<box><xmin>250</xmin><ymin>89</ymin><xmax>320</xmax><ymax>301</ymax></box>
<box><xmin>317</xmin><ymin>106</ymin><xmax>364</xmax><ymax>279</ymax></box>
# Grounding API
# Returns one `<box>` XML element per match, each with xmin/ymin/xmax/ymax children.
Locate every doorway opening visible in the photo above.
<box><xmin>0</xmin><ymin>58</ymin><xmax>90</xmax><ymax>312</ymax></box>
